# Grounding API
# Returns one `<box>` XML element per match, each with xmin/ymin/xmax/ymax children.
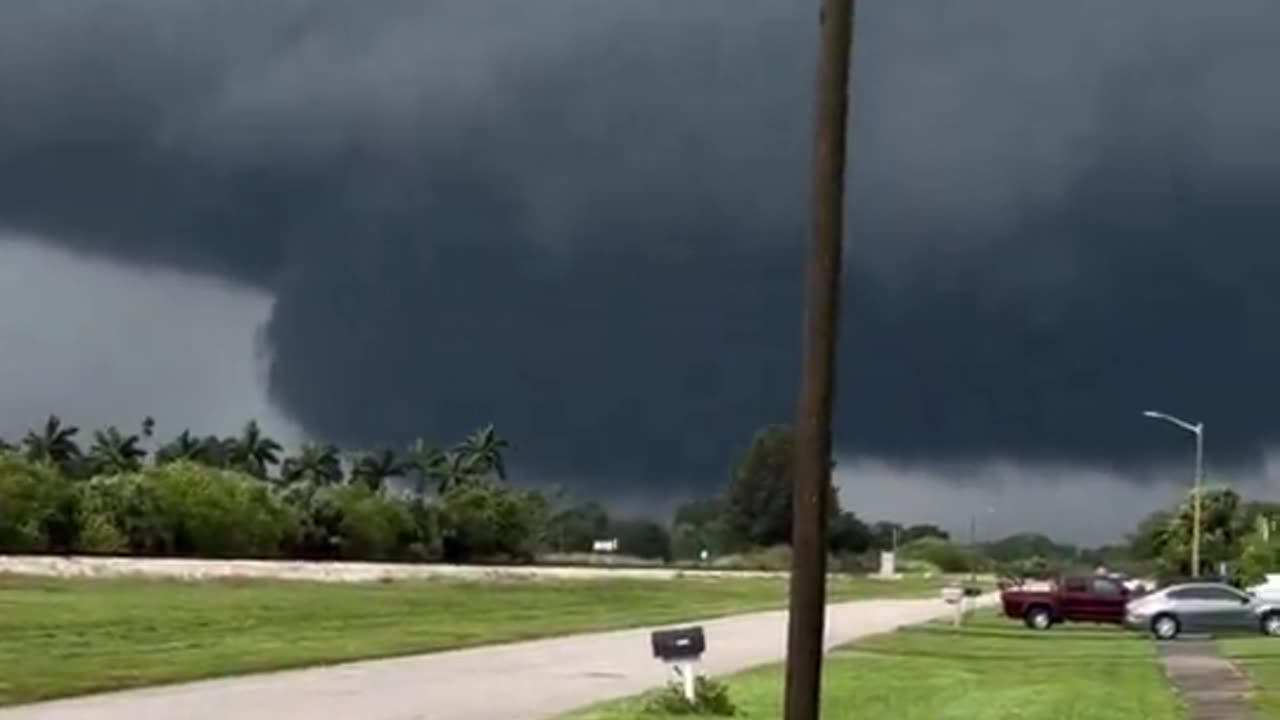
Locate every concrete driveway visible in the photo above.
<box><xmin>0</xmin><ymin>596</ymin><xmax>974</xmax><ymax>720</ymax></box>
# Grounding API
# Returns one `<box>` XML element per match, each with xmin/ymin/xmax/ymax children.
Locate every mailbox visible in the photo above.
<box><xmin>962</xmin><ymin>585</ymin><xmax>982</xmax><ymax>598</ymax></box>
<box><xmin>651</xmin><ymin>626</ymin><xmax>706</xmax><ymax>661</ymax></box>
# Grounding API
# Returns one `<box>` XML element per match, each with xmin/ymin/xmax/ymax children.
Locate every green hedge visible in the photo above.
<box><xmin>0</xmin><ymin>455</ymin><xmax>76</xmax><ymax>552</ymax></box>
<box><xmin>0</xmin><ymin>454</ymin><xmax>550</xmax><ymax>564</ymax></box>
<box><xmin>77</xmin><ymin>463</ymin><xmax>298</xmax><ymax>557</ymax></box>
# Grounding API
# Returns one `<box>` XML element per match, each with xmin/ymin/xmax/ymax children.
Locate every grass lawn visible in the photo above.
<box><xmin>0</xmin><ymin>572</ymin><xmax>934</xmax><ymax>706</ymax></box>
<box><xmin>564</xmin><ymin>613</ymin><xmax>1184</xmax><ymax>720</ymax></box>
<box><xmin>1218</xmin><ymin>636</ymin><xmax>1280</xmax><ymax>715</ymax></box>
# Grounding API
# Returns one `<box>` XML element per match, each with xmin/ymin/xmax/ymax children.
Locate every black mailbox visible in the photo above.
<box><xmin>651</xmin><ymin>626</ymin><xmax>706</xmax><ymax>661</ymax></box>
<box><xmin>962</xmin><ymin>586</ymin><xmax>982</xmax><ymax>597</ymax></box>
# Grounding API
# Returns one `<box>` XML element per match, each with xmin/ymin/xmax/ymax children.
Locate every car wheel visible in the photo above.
<box><xmin>1024</xmin><ymin>606</ymin><xmax>1053</xmax><ymax>630</ymax></box>
<box><xmin>1152</xmin><ymin>614</ymin><xmax>1180</xmax><ymax>640</ymax></box>
<box><xmin>1262</xmin><ymin>612</ymin><xmax>1280</xmax><ymax>637</ymax></box>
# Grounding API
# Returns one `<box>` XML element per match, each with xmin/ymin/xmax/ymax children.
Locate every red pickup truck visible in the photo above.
<box><xmin>1001</xmin><ymin>575</ymin><xmax>1135</xmax><ymax>630</ymax></box>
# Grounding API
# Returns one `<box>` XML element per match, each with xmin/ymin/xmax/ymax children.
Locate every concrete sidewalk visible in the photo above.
<box><xmin>0</xmin><ymin>596</ymin><xmax>974</xmax><ymax>720</ymax></box>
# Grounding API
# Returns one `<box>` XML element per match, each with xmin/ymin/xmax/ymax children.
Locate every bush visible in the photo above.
<box><xmin>303</xmin><ymin>484</ymin><xmax>420</xmax><ymax>561</ymax></box>
<box><xmin>643</xmin><ymin>676</ymin><xmax>736</xmax><ymax>716</ymax></box>
<box><xmin>439</xmin><ymin>481</ymin><xmax>549</xmax><ymax>562</ymax></box>
<box><xmin>78</xmin><ymin>462</ymin><xmax>297</xmax><ymax>558</ymax></box>
<box><xmin>1237</xmin><ymin>530</ymin><xmax>1280</xmax><ymax>586</ymax></box>
<box><xmin>610</xmin><ymin>518</ymin><xmax>672</xmax><ymax>561</ymax></box>
<box><xmin>710</xmin><ymin>545</ymin><xmax>792</xmax><ymax>571</ymax></box>
<box><xmin>900</xmin><ymin>537</ymin><xmax>985</xmax><ymax>574</ymax></box>
<box><xmin>76</xmin><ymin>512</ymin><xmax>128</xmax><ymax>554</ymax></box>
<box><xmin>671</xmin><ymin>519</ymin><xmax>733</xmax><ymax>561</ymax></box>
<box><xmin>0</xmin><ymin>454</ymin><xmax>77</xmax><ymax>552</ymax></box>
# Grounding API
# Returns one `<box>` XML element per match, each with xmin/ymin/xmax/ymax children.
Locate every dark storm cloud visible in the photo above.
<box><xmin>4</xmin><ymin>0</ymin><xmax>1280</xmax><ymax>493</ymax></box>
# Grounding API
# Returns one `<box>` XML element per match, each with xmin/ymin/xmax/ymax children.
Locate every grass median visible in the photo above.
<box><xmin>1218</xmin><ymin>636</ymin><xmax>1280</xmax><ymax>715</ymax></box>
<box><xmin>0</xmin><ymin>572</ymin><xmax>935</xmax><ymax>706</ymax></box>
<box><xmin>564</xmin><ymin>612</ymin><xmax>1184</xmax><ymax>720</ymax></box>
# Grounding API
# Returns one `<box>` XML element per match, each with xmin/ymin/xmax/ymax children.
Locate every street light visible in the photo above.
<box><xmin>1142</xmin><ymin>410</ymin><xmax>1205</xmax><ymax>578</ymax></box>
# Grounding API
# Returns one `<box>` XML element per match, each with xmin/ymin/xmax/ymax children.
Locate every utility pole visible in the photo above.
<box><xmin>784</xmin><ymin>1</ymin><xmax>855</xmax><ymax>719</ymax></box>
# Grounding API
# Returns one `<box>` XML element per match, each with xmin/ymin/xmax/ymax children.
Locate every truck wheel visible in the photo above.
<box><xmin>1262</xmin><ymin>611</ymin><xmax>1280</xmax><ymax>637</ymax></box>
<box><xmin>1024</xmin><ymin>606</ymin><xmax>1052</xmax><ymax>630</ymax></box>
<box><xmin>1152</xmin><ymin>614</ymin><xmax>1180</xmax><ymax>640</ymax></box>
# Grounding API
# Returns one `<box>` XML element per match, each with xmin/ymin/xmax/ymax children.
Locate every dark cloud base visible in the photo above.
<box><xmin>3</xmin><ymin>1</ymin><xmax>1280</xmax><ymax>494</ymax></box>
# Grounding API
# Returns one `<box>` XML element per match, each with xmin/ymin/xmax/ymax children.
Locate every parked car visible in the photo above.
<box><xmin>1001</xmin><ymin>574</ymin><xmax>1133</xmax><ymax>629</ymax></box>
<box><xmin>1247</xmin><ymin>574</ymin><xmax>1280</xmax><ymax>602</ymax></box>
<box><xmin>1124</xmin><ymin>582</ymin><xmax>1280</xmax><ymax>640</ymax></box>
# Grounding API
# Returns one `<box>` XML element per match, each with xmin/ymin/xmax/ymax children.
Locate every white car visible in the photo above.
<box><xmin>1248</xmin><ymin>574</ymin><xmax>1280</xmax><ymax>601</ymax></box>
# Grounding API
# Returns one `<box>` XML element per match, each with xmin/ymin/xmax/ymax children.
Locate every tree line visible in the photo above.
<box><xmin>0</xmin><ymin>417</ymin><xmax>955</xmax><ymax>568</ymax></box>
<box><xmin>1126</xmin><ymin>486</ymin><xmax>1280</xmax><ymax>585</ymax></box>
<box><xmin>0</xmin><ymin>416</ymin><xmax>546</xmax><ymax>563</ymax></box>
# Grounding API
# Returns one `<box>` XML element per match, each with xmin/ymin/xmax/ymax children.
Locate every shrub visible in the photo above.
<box><xmin>642</xmin><ymin>676</ymin><xmax>736</xmax><ymax>716</ymax></box>
<box><xmin>711</xmin><ymin>545</ymin><xmax>793</xmax><ymax>571</ymax></box>
<box><xmin>671</xmin><ymin>520</ymin><xmax>732</xmax><ymax>562</ymax></box>
<box><xmin>1237</xmin><ymin>529</ymin><xmax>1280</xmax><ymax>586</ymax></box>
<box><xmin>76</xmin><ymin>512</ymin><xmax>128</xmax><ymax>554</ymax></box>
<box><xmin>0</xmin><ymin>453</ymin><xmax>78</xmax><ymax>552</ymax></box>
<box><xmin>900</xmin><ymin>537</ymin><xmax>985</xmax><ymax>574</ymax></box>
<box><xmin>609</xmin><ymin>518</ymin><xmax>672</xmax><ymax>561</ymax></box>
<box><xmin>304</xmin><ymin>484</ymin><xmax>419</xmax><ymax>561</ymax></box>
<box><xmin>439</xmin><ymin>481</ymin><xmax>549</xmax><ymax>562</ymax></box>
<box><xmin>78</xmin><ymin>462</ymin><xmax>297</xmax><ymax>557</ymax></box>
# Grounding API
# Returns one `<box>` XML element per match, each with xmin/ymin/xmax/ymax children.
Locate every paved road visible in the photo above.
<box><xmin>0</xmin><ymin>596</ymin><xmax>978</xmax><ymax>720</ymax></box>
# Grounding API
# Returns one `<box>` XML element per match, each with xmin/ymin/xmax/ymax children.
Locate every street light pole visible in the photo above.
<box><xmin>1143</xmin><ymin>410</ymin><xmax>1205</xmax><ymax>578</ymax></box>
<box><xmin>1194</xmin><ymin>424</ymin><xmax>1204</xmax><ymax>577</ymax></box>
<box><xmin>784</xmin><ymin>1</ymin><xmax>855</xmax><ymax>719</ymax></box>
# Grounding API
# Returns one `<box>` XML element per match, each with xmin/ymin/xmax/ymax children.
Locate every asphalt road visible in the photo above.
<box><xmin>0</xmin><ymin>596</ymin><xmax>974</xmax><ymax>720</ymax></box>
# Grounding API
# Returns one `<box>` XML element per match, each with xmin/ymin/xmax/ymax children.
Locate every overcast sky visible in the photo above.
<box><xmin>5</xmin><ymin>1</ymin><xmax>1280</xmax><ymax>544</ymax></box>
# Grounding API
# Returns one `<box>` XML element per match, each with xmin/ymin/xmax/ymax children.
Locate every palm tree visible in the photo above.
<box><xmin>141</xmin><ymin>416</ymin><xmax>156</xmax><ymax>439</ymax></box>
<box><xmin>349</xmin><ymin>448</ymin><xmax>408</xmax><ymax>493</ymax></box>
<box><xmin>456</xmin><ymin>424</ymin><xmax>509</xmax><ymax>480</ymax></box>
<box><xmin>86</xmin><ymin>426</ymin><xmax>146</xmax><ymax>475</ymax></box>
<box><xmin>227</xmin><ymin>420</ymin><xmax>282</xmax><ymax>479</ymax></box>
<box><xmin>433</xmin><ymin>450</ymin><xmax>480</xmax><ymax>495</ymax></box>
<box><xmin>155</xmin><ymin>430</ymin><xmax>204</xmax><ymax>465</ymax></box>
<box><xmin>281</xmin><ymin>442</ymin><xmax>344</xmax><ymax>488</ymax></box>
<box><xmin>406</xmin><ymin>438</ymin><xmax>447</xmax><ymax>496</ymax></box>
<box><xmin>23</xmin><ymin>415</ymin><xmax>81</xmax><ymax>467</ymax></box>
<box><xmin>199</xmin><ymin>435</ymin><xmax>235</xmax><ymax>468</ymax></box>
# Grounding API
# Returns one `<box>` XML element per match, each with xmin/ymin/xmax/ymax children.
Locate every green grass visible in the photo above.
<box><xmin>564</xmin><ymin>613</ymin><xmax>1185</xmax><ymax>720</ymax></box>
<box><xmin>0</xmin><ymin>572</ymin><xmax>934</xmax><ymax>706</ymax></box>
<box><xmin>1219</xmin><ymin>636</ymin><xmax>1280</xmax><ymax>714</ymax></box>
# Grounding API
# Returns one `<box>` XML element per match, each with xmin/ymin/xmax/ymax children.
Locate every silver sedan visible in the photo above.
<box><xmin>1124</xmin><ymin>582</ymin><xmax>1280</xmax><ymax>639</ymax></box>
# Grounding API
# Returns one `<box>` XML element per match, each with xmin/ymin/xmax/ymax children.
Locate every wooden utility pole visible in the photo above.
<box><xmin>783</xmin><ymin>1</ymin><xmax>855</xmax><ymax>720</ymax></box>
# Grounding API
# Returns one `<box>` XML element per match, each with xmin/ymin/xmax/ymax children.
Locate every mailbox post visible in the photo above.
<box><xmin>942</xmin><ymin>584</ymin><xmax>964</xmax><ymax>626</ymax></box>
<box><xmin>651</xmin><ymin>626</ymin><xmax>706</xmax><ymax>703</ymax></box>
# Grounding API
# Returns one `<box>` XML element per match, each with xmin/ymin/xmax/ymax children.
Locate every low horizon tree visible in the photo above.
<box><xmin>86</xmin><ymin>426</ymin><xmax>147</xmax><ymax>476</ymax></box>
<box><xmin>155</xmin><ymin>430</ymin><xmax>205</xmax><ymax>465</ymax></box>
<box><xmin>226</xmin><ymin>420</ymin><xmax>282</xmax><ymax>480</ymax></box>
<box><xmin>281</xmin><ymin>442</ymin><xmax>344</xmax><ymax>488</ymax></box>
<box><xmin>350</xmin><ymin>448</ymin><xmax>408</xmax><ymax>493</ymax></box>
<box><xmin>724</xmin><ymin>424</ymin><xmax>839</xmax><ymax>548</ymax></box>
<box><xmin>456</xmin><ymin>424</ymin><xmax>510</xmax><ymax>480</ymax></box>
<box><xmin>406</xmin><ymin>438</ymin><xmax>447</xmax><ymax>496</ymax></box>
<box><xmin>432</xmin><ymin>450</ymin><xmax>481</xmax><ymax>494</ymax></box>
<box><xmin>22</xmin><ymin>415</ymin><xmax>82</xmax><ymax>471</ymax></box>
